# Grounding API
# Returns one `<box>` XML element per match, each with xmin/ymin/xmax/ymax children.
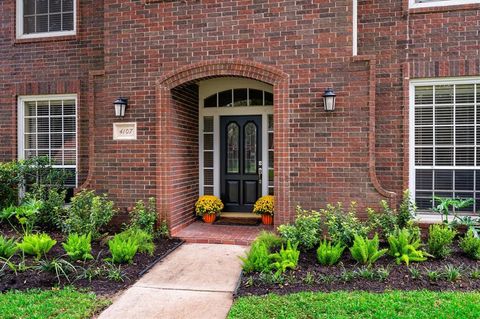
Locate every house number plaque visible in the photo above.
<box><xmin>113</xmin><ymin>122</ymin><xmax>137</xmax><ymax>140</ymax></box>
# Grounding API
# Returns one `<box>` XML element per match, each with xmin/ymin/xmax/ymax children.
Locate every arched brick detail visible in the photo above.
<box><xmin>156</xmin><ymin>59</ymin><xmax>291</xmax><ymax>233</ymax></box>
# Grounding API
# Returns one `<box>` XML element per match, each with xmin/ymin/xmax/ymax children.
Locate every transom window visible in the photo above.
<box><xmin>16</xmin><ymin>0</ymin><xmax>76</xmax><ymax>39</ymax></box>
<box><xmin>411</xmin><ymin>80</ymin><xmax>480</xmax><ymax>212</ymax></box>
<box><xmin>18</xmin><ymin>95</ymin><xmax>78</xmax><ymax>193</ymax></box>
<box><xmin>204</xmin><ymin>88</ymin><xmax>273</xmax><ymax>108</ymax></box>
<box><xmin>410</xmin><ymin>0</ymin><xmax>480</xmax><ymax>8</ymax></box>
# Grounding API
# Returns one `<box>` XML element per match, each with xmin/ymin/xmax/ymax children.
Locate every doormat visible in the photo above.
<box><xmin>215</xmin><ymin>217</ymin><xmax>261</xmax><ymax>226</ymax></box>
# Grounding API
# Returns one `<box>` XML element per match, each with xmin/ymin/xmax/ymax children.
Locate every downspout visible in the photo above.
<box><xmin>352</xmin><ymin>0</ymin><xmax>358</xmax><ymax>56</ymax></box>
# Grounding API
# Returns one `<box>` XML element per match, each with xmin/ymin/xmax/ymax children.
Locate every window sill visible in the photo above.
<box><xmin>14</xmin><ymin>34</ymin><xmax>78</xmax><ymax>45</ymax></box>
<box><xmin>409</xmin><ymin>3</ymin><xmax>480</xmax><ymax>14</ymax></box>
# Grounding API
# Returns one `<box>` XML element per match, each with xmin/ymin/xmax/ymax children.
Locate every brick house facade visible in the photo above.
<box><xmin>1</xmin><ymin>0</ymin><xmax>479</xmax><ymax>233</ymax></box>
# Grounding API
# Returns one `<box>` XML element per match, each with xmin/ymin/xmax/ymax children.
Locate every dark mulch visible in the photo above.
<box><xmin>236</xmin><ymin>242</ymin><xmax>480</xmax><ymax>297</ymax></box>
<box><xmin>0</xmin><ymin>228</ymin><xmax>182</xmax><ymax>296</ymax></box>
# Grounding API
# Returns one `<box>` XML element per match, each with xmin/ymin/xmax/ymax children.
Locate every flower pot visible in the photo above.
<box><xmin>202</xmin><ymin>213</ymin><xmax>216</xmax><ymax>223</ymax></box>
<box><xmin>261</xmin><ymin>214</ymin><xmax>273</xmax><ymax>225</ymax></box>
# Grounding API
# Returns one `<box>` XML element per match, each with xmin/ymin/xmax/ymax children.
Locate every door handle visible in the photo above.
<box><xmin>258</xmin><ymin>167</ymin><xmax>263</xmax><ymax>184</ymax></box>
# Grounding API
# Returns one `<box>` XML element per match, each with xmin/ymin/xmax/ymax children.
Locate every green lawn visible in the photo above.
<box><xmin>229</xmin><ymin>290</ymin><xmax>480</xmax><ymax>319</ymax></box>
<box><xmin>0</xmin><ymin>287</ymin><xmax>110</xmax><ymax>319</ymax></box>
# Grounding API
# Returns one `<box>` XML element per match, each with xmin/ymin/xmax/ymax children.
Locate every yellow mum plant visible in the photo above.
<box><xmin>253</xmin><ymin>195</ymin><xmax>274</xmax><ymax>216</ymax></box>
<box><xmin>195</xmin><ymin>195</ymin><xmax>224</xmax><ymax>216</ymax></box>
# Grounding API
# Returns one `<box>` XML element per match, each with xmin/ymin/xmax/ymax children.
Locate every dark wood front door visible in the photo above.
<box><xmin>220</xmin><ymin>116</ymin><xmax>262</xmax><ymax>212</ymax></box>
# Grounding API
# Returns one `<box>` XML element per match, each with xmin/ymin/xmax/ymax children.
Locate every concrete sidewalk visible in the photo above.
<box><xmin>98</xmin><ymin>243</ymin><xmax>247</xmax><ymax>319</ymax></box>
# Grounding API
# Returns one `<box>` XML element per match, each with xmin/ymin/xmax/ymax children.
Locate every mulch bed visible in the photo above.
<box><xmin>0</xmin><ymin>228</ymin><xmax>183</xmax><ymax>296</ymax></box>
<box><xmin>236</xmin><ymin>241</ymin><xmax>480</xmax><ymax>297</ymax></box>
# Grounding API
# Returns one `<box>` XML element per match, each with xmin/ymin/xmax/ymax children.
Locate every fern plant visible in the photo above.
<box><xmin>269</xmin><ymin>241</ymin><xmax>300</xmax><ymax>277</ymax></box>
<box><xmin>0</xmin><ymin>235</ymin><xmax>18</xmax><ymax>259</ymax></box>
<box><xmin>116</xmin><ymin>228</ymin><xmax>155</xmax><ymax>255</ymax></box>
<box><xmin>316</xmin><ymin>239</ymin><xmax>345</xmax><ymax>266</ymax></box>
<box><xmin>388</xmin><ymin>228</ymin><xmax>428</xmax><ymax>266</ymax></box>
<box><xmin>108</xmin><ymin>236</ymin><xmax>139</xmax><ymax>264</ymax></box>
<box><xmin>17</xmin><ymin>233</ymin><xmax>56</xmax><ymax>260</ymax></box>
<box><xmin>239</xmin><ymin>241</ymin><xmax>271</xmax><ymax>273</ymax></box>
<box><xmin>349</xmin><ymin>234</ymin><xmax>387</xmax><ymax>265</ymax></box>
<box><xmin>62</xmin><ymin>233</ymin><xmax>93</xmax><ymax>261</ymax></box>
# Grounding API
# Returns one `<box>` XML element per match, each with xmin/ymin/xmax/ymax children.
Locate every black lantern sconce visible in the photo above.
<box><xmin>113</xmin><ymin>97</ymin><xmax>128</xmax><ymax>117</ymax></box>
<box><xmin>322</xmin><ymin>88</ymin><xmax>336</xmax><ymax>112</ymax></box>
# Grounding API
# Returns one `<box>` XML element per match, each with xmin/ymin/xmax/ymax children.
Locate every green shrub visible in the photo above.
<box><xmin>323</xmin><ymin>202</ymin><xmax>370</xmax><ymax>246</ymax></box>
<box><xmin>388</xmin><ymin>228</ymin><xmax>428</xmax><ymax>265</ymax></box>
<box><xmin>26</xmin><ymin>188</ymin><xmax>66</xmax><ymax>230</ymax></box>
<box><xmin>17</xmin><ymin>233</ymin><xmax>56</xmax><ymax>260</ymax></box>
<box><xmin>316</xmin><ymin>239</ymin><xmax>345</xmax><ymax>266</ymax></box>
<box><xmin>277</xmin><ymin>206</ymin><xmax>321</xmax><ymax>250</ymax></box>
<box><xmin>116</xmin><ymin>228</ymin><xmax>155</xmax><ymax>255</ymax></box>
<box><xmin>269</xmin><ymin>241</ymin><xmax>300</xmax><ymax>276</ymax></box>
<box><xmin>367</xmin><ymin>203</ymin><xmax>397</xmax><ymax>241</ymax></box>
<box><xmin>0</xmin><ymin>199</ymin><xmax>43</xmax><ymax>234</ymax></box>
<box><xmin>349</xmin><ymin>234</ymin><xmax>387</xmax><ymax>265</ymax></box>
<box><xmin>254</xmin><ymin>231</ymin><xmax>283</xmax><ymax>250</ymax></box>
<box><xmin>108</xmin><ymin>236</ymin><xmax>139</xmax><ymax>264</ymax></box>
<box><xmin>459</xmin><ymin>230</ymin><xmax>480</xmax><ymax>260</ymax></box>
<box><xmin>62</xmin><ymin>190</ymin><xmax>117</xmax><ymax>239</ymax></box>
<box><xmin>398</xmin><ymin>190</ymin><xmax>417</xmax><ymax>229</ymax></box>
<box><xmin>0</xmin><ymin>235</ymin><xmax>18</xmax><ymax>259</ymax></box>
<box><xmin>62</xmin><ymin>233</ymin><xmax>93</xmax><ymax>261</ymax></box>
<box><xmin>128</xmin><ymin>198</ymin><xmax>157</xmax><ymax>235</ymax></box>
<box><xmin>240</xmin><ymin>241</ymin><xmax>271</xmax><ymax>273</ymax></box>
<box><xmin>428</xmin><ymin>224</ymin><xmax>457</xmax><ymax>258</ymax></box>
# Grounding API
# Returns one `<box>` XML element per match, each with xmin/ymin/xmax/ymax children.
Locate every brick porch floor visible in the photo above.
<box><xmin>173</xmin><ymin>222</ymin><xmax>273</xmax><ymax>245</ymax></box>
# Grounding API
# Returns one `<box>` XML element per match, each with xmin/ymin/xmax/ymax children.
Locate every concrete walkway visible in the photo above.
<box><xmin>98</xmin><ymin>243</ymin><xmax>247</xmax><ymax>319</ymax></box>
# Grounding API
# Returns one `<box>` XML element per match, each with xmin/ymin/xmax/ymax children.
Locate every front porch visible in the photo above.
<box><xmin>174</xmin><ymin>221</ymin><xmax>273</xmax><ymax>245</ymax></box>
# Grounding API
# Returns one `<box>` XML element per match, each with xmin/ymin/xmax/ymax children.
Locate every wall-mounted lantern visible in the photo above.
<box><xmin>113</xmin><ymin>97</ymin><xmax>128</xmax><ymax>117</ymax></box>
<box><xmin>322</xmin><ymin>88</ymin><xmax>336</xmax><ymax>112</ymax></box>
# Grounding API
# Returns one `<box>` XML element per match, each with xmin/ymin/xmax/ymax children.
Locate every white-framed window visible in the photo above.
<box><xmin>16</xmin><ymin>0</ymin><xmax>76</xmax><ymax>39</ymax></box>
<box><xmin>18</xmin><ymin>95</ymin><xmax>78</xmax><ymax>191</ymax></box>
<box><xmin>410</xmin><ymin>78</ymin><xmax>480</xmax><ymax>213</ymax></box>
<box><xmin>410</xmin><ymin>0</ymin><xmax>480</xmax><ymax>9</ymax></box>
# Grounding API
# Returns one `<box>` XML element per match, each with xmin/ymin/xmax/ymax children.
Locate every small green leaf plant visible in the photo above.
<box><xmin>17</xmin><ymin>233</ymin><xmax>56</xmax><ymax>260</ymax></box>
<box><xmin>239</xmin><ymin>231</ymin><xmax>283</xmax><ymax>273</ymax></box>
<box><xmin>269</xmin><ymin>241</ymin><xmax>300</xmax><ymax>277</ymax></box>
<box><xmin>387</xmin><ymin>228</ymin><xmax>429</xmax><ymax>266</ymax></box>
<box><xmin>116</xmin><ymin>228</ymin><xmax>155</xmax><ymax>255</ymax></box>
<box><xmin>128</xmin><ymin>198</ymin><xmax>157</xmax><ymax>236</ymax></box>
<box><xmin>316</xmin><ymin>238</ymin><xmax>345</xmax><ymax>266</ymax></box>
<box><xmin>107</xmin><ymin>235</ymin><xmax>139</xmax><ymax>264</ymax></box>
<box><xmin>427</xmin><ymin>224</ymin><xmax>457</xmax><ymax>258</ymax></box>
<box><xmin>0</xmin><ymin>235</ymin><xmax>18</xmax><ymax>259</ymax></box>
<box><xmin>0</xmin><ymin>199</ymin><xmax>43</xmax><ymax>234</ymax></box>
<box><xmin>349</xmin><ymin>234</ymin><xmax>387</xmax><ymax>265</ymax></box>
<box><xmin>432</xmin><ymin>196</ymin><xmax>474</xmax><ymax>225</ymax></box>
<box><xmin>62</xmin><ymin>233</ymin><xmax>94</xmax><ymax>261</ymax></box>
<box><xmin>459</xmin><ymin>230</ymin><xmax>480</xmax><ymax>260</ymax></box>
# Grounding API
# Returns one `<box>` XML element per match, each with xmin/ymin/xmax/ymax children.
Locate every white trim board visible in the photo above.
<box><xmin>409</xmin><ymin>0</ymin><xmax>480</xmax><ymax>8</ymax></box>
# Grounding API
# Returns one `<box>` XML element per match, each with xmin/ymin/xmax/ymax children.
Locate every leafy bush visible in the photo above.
<box><xmin>323</xmin><ymin>202</ymin><xmax>370</xmax><ymax>247</ymax></box>
<box><xmin>0</xmin><ymin>235</ymin><xmax>18</xmax><ymax>259</ymax></box>
<box><xmin>128</xmin><ymin>198</ymin><xmax>157</xmax><ymax>235</ymax></box>
<box><xmin>26</xmin><ymin>188</ymin><xmax>66</xmax><ymax>230</ymax></box>
<box><xmin>0</xmin><ymin>199</ymin><xmax>43</xmax><ymax>234</ymax></box>
<box><xmin>269</xmin><ymin>241</ymin><xmax>300</xmax><ymax>276</ymax></box>
<box><xmin>108</xmin><ymin>236</ymin><xmax>139</xmax><ymax>264</ymax></box>
<box><xmin>254</xmin><ymin>231</ymin><xmax>283</xmax><ymax>250</ymax></box>
<box><xmin>277</xmin><ymin>206</ymin><xmax>321</xmax><ymax>250</ymax></box>
<box><xmin>116</xmin><ymin>228</ymin><xmax>155</xmax><ymax>255</ymax></box>
<box><xmin>427</xmin><ymin>224</ymin><xmax>457</xmax><ymax>258</ymax></box>
<box><xmin>459</xmin><ymin>230</ymin><xmax>480</xmax><ymax>260</ymax></box>
<box><xmin>349</xmin><ymin>234</ymin><xmax>387</xmax><ymax>265</ymax></box>
<box><xmin>316</xmin><ymin>239</ymin><xmax>345</xmax><ymax>266</ymax></box>
<box><xmin>240</xmin><ymin>241</ymin><xmax>271</xmax><ymax>273</ymax></box>
<box><xmin>433</xmin><ymin>197</ymin><xmax>474</xmax><ymax>225</ymax></box>
<box><xmin>62</xmin><ymin>190</ymin><xmax>116</xmax><ymax>239</ymax></box>
<box><xmin>62</xmin><ymin>233</ymin><xmax>93</xmax><ymax>261</ymax></box>
<box><xmin>387</xmin><ymin>228</ymin><xmax>428</xmax><ymax>265</ymax></box>
<box><xmin>17</xmin><ymin>233</ymin><xmax>56</xmax><ymax>260</ymax></box>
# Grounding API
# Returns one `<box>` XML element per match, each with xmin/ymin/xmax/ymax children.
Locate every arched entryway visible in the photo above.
<box><xmin>156</xmin><ymin>59</ymin><xmax>290</xmax><ymax>234</ymax></box>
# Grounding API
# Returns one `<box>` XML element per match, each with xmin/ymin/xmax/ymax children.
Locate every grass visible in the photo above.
<box><xmin>0</xmin><ymin>287</ymin><xmax>110</xmax><ymax>319</ymax></box>
<box><xmin>228</xmin><ymin>290</ymin><xmax>480</xmax><ymax>319</ymax></box>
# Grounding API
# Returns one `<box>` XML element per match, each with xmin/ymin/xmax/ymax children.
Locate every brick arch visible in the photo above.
<box><xmin>156</xmin><ymin>59</ymin><xmax>291</xmax><ymax>233</ymax></box>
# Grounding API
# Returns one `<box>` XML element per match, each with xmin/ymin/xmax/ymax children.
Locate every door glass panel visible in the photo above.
<box><xmin>227</xmin><ymin>123</ymin><xmax>239</xmax><ymax>173</ymax></box>
<box><xmin>244</xmin><ymin>122</ymin><xmax>257</xmax><ymax>174</ymax></box>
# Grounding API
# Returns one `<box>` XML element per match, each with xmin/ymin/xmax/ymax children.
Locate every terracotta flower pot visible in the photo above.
<box><xmin>202</xmin><ymin>213</ymin><xmax>216</xmax><ymax>223</ymax></box>
<box><xmin>261</xmin><ymin>214</ymin><xmax>273</xmax><ymax>225</ymax></box>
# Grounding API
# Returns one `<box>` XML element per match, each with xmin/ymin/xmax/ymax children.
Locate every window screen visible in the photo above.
<box><xmin>22</xmin><ymin>0</ymin><xmax>74</xmax><ymax>34</ymax></box>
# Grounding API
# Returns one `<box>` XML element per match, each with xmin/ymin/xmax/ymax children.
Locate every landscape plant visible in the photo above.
<box><xmin>349</xmin><ymin>234</ymin><xmax>387</xmax><ymax>265</ymax></box>
<box><xmin>0</xmin><ymin>235</ymin><xmax>18</xmax><ymax>259</ymax></box>
<box><xmin>62</xmin><ymin>233</ymin><xmax>93</xmax><ymax>261</ymax></box>
<box><xmin>108</xmin><ymin>235</ymin><xmax>139</xmax><ymax>264</ymax></box>
<box><xmin>316</xmin><ymin>238</ymin><xmax>345</xmax><ymax>266</ymax></box>
<box><xmin>17</xmin><ymin>233</ymin><xmax>57</xmax><ymax>260</ymax></box>
<box><xmin>128</xmin><ymin>198</ymin><xmax>157</xmax><ymax>235</ymax></box>
<box><xmin>269</xmin><ymin>241</ymin><xmax>300</xmax><ymax>277</ymax></box>
<box><xmin>277</xmin><ymin>206</ymin><xmax>321</xmax><ymax>250</ymax></box>
<box><xmin>387</xmin><ymin>228</ymin><xmax>428</xmax><ymax>265</ymax></box>
<box><xmin>432</xmin><ymin>196</ymin><xmax>474</xmax><ymax>225</ymax></box>
<box><xmin>116</xmin><ymin>228</ymin><xmax>155</xmax><ymax>255</ymax></box>
<box><xmin>322</xmin><ymin>202</ymin><xmax>370</xmax><ymax>246</ymax></box>
<box><xmin>240</xmin><ymin>241</ymin><xmax>272</xmax><ymax>273</ymax></box>
<box><xmin>35</xmin><ymin>257</ymin><xmax>77</xmax><ymax>284</ymax></box>
<box><xmin>459</xmin><ymin>230</ymin><xmax>480</xmax><ymax>260</ymax></box>
<box><xmin>0</xmin><ymin>199</ymin><xmax>43</xmax><ymax>234</ymax></box>
<box><xmin>427</xmin><ymin>224</ymin><xmax>457</xmax><ymax>258</ymax></box>
<box><xmin>62</xmin><ymin>190</ymin><xmax>116</xmax><ymax>239</ymax></box>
